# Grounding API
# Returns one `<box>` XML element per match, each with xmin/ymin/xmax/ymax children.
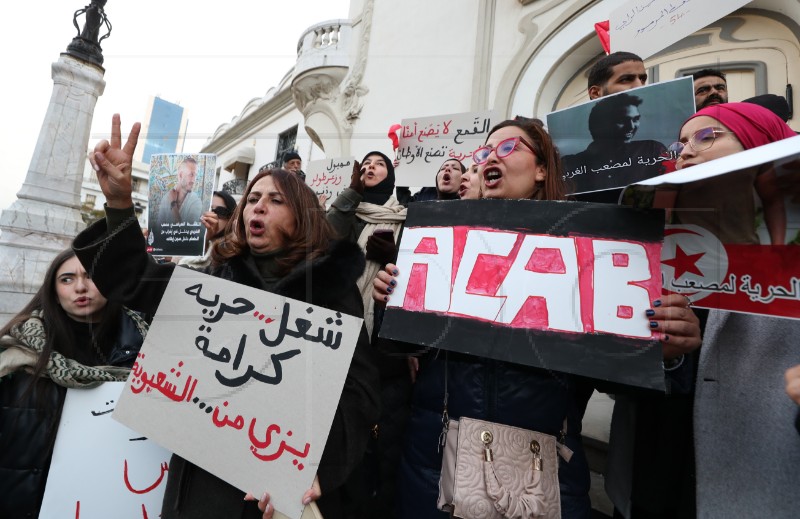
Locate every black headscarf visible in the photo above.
<box><xmin>361</xmin><ymin>151</ymin><xmax>396</xmax><ymax>206</ymax></box>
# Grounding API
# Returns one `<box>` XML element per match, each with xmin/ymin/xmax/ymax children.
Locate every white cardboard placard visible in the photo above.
<box><xmin>39</xmin><ymin>382</ymin><xmax>171</xmax><ymax>519</ymax></box>
<box><xmin>112</xmin><ymin>268</ymin><xmax>363</xmax><ymax>519</ymax></box>
<box><xmin>396</xmin><ymin>110</ymin><xmax>498</xmax><ymax>187</ymax></box>
<box><xmin>306</xmin><ymin>157</ymin><xmax>354</xmax><ymax>206</ymax></box>
<box><xmin>610</xmin><ymin>0</ymin><xmax>750</xmax><ymax>60</ymax></box>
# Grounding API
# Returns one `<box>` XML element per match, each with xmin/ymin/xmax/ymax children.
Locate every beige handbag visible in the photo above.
<box><xmin>435</xmin><ymin>355</ymin><xmax>566</xmax><ymax>519</ymax></box>
<box><xmin>437</xmin><ymin>417</ymin><xmax>562</xmax><ymax>519</ymax></box>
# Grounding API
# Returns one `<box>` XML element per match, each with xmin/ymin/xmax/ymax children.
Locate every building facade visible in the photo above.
<box><xmin>202</xmin><ymin>0</ymin><xmax>798</xmax><ymax>187</ymax></box>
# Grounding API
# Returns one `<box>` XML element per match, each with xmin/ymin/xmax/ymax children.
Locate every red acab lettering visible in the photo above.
<box><xmin>388</xmin><ymin>226</ymin><xmax>660</xmax><ymax>339</ymax></box>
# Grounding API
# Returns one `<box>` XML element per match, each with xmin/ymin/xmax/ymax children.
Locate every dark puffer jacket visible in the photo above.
<box><xmin>0</xmin><ymin>312</ymin><xmax>145</xmax><ymax>519</ymax></box>
<box><xmin>394</xmin><ymin>350</ymin><xmax>593</xmax><ymax>519</ymax></box>
<box><xmin>73</xmin><ymin>209</ymin><xmax>380</xmax><ymax>519</ymax></box>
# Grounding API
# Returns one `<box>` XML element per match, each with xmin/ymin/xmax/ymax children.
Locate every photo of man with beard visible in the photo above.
<box><xmin>561</xmin><ymin>92</ymin><xmax>673</xmax><ymax>194</ymax></box>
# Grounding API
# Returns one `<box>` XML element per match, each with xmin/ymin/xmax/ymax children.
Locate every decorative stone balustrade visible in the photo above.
<box><xmin>294</xmin><ymin>20</ymin><xmax>352</xmax><ymax>80</ymax></box>
<box><xmin>291</xmin><ymin>4</ymin><xmax>373</xmax><ymax>157</ymax></box>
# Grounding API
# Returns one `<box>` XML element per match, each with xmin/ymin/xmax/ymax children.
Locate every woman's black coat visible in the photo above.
<box><xmin>0</xmin><ymin>312</ymin><xmax>144</xmax><ymax>519</ymax></box>
<box><xmin>73</xmin><ymin>212</ymin><xmax>380</xmax><ymax>519</ymax></box>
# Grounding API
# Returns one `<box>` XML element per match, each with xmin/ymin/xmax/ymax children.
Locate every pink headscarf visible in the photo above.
<box><xmin>683</xmin><ymin>102</ymin><xmax>796</xmax><ymax>150</ymax></box>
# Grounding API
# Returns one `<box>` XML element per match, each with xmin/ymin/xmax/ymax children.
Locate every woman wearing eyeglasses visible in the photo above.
<box><xmin>668</xmin><ymin>102</ymin><xmax>794</xmax><ymax>245</ymax></box>
<box><xmin>375</xmin><ymin>120</ymin><xmax>590</xmax><ymax>518</ymax></box>
<box><xmin>665</xmin><ymin>102</ymin><xmax>800</xmax><ymax>518</ymax></box>
<box><xmin>376</xmin><ymin>118</ymin><xmax>701</xmax><ymax>519</ymax></box>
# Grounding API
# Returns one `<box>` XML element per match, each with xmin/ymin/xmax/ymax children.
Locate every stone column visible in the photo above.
<box><xmin>0</xmin><ymin>54</ymin><xmax>106</xmax><ymax>324</ymax></box>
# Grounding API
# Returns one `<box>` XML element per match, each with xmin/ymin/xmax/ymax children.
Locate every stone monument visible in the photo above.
<box><xmin>0</xmin><ymin>1</ymin><xmax>111</xmax><ymax>324</ymax></box>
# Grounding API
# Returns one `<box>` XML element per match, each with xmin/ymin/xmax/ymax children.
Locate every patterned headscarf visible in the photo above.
<box><xmin>0</xmin><ymin>309</ymin><xmax>147</xmax><ymax>388</ymax></box>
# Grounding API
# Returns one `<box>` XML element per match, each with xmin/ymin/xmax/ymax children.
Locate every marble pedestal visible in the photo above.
<box><xmin>0</xmin><ymin>54</ymin><xmax>105</xmax><ymax>325</ymax></box>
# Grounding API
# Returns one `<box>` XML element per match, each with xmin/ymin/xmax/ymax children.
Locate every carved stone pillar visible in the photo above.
<box><xmin>0</xmin><ymin>54</ymin><xmax>106</xmax><ymax>324</ymax></box>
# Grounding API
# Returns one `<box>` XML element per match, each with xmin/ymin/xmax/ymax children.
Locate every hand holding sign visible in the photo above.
<box><xmin>248</xmin><ymin>476</ymin><xmax>322</xmax><ymax>519</ymax></box>
<box><xmin>786</xmin><ymin>365</ymin><xmax>800</xmax><ymax>406</ymax></box>
<box><xmin>648</xmin><ymin>294</ymin><xmax>701</xmax><ymax>360</ymax></box>
<box><xmin>372</xmin><ymin>263</ymin><xmax>399</xmax><ymax>305</ymax></box>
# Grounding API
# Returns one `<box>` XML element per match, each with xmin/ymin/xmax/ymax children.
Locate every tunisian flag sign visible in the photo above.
<box><xmin>623</xmin><ymin>135</ymin><xmax>800</xmax><ymax>320</ymax></box>
<box><xmin>379</xmin><ymin>200</ymin><xmax>666</xmax><ymax>390</ymax></box>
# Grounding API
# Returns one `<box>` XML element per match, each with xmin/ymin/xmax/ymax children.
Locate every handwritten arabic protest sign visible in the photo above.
<box><xmin>396</xmin><ymin>110</ymin><xmax>498</xmax><ymax>187</ymax></box>
<box><xmin>379</xmin><ymin>200</ymin><xmax>666</xmax><ymax>390</ymax></box>
<box><xmin>622</xmin><ymin>135</ymin><xmax>800</xmax><ymax>320</ymax></box>
<box><xmin>610</xmin><ymin>0</ymin><xmax>750</xmax><ymax>60</ymax></box>
<box><xmin>112</xmin><ymin>268</ymin><xmax>363</xmax><ymax>519</ymax></box>
<box><xmin>147</xmin><ymin>153</ymin><xmax>216</xmax><ymax>257</ymax></box>
<box><xmin>548</xmin><ymin>77</ymin><xmax>694</xmax><ymax>195</ymax></box>
<box><xmin>305</xmin><ymin>156</ymin><xmax>353</xmax><ymax>205</ymax></box>
<box><xmin>39</xmin><ymin>382</ymin><xmax>171</xmax><ymax>519</ymax></box>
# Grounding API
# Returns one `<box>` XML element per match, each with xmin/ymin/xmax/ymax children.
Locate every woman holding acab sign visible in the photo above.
<box><xmin>372</xmin><ymin>118</ymin><xmax>701</xmax><ymax>519</ymax></box>
<box><xmin>75</xmin><ymin>114</ymin><xmax>379</xmax><ymax>519</ymax></box>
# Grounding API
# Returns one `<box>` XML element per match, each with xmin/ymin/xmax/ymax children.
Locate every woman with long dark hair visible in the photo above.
<box><xmin>74</xmin><ymin>114</ymin><xmax>379</xmax><ymax>519</ymax></box>
<box><xmin>0</xmin><ymin>249</ymin><xmax>148</xmax><ymax>518</ymax></box>
<box><xmin>372</xmin><ymin>118</ymin><xmax>700</xmax><ymax>518</ymax></box>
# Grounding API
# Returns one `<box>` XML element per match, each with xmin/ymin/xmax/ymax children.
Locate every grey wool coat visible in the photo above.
<box><xmin>694</xmin><ymin>310</ymin><xmax>800</xmax><ymax>518</ymax></box>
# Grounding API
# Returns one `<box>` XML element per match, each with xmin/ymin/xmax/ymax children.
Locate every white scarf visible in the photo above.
<box><xmin>355</xmin><ymin>197</ymin><xmax>407</xmax><ymax>338</ymax></box>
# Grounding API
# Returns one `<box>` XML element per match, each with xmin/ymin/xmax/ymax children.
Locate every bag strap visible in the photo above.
<box><xmin>438</xmin><ymin>353</ymin><xmax>574</xmax><ymax>463</ymax></box>
<box><xmin>557</xmin><ymin>417</ymin><xmax>573</xmax><ymax>462</ymax></box>
<box><xmin>438</xmin><ymin>352</ymin><xmax>450</xmax><ymax>452</ymax></box>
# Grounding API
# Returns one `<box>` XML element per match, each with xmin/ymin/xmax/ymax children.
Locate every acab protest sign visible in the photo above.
<box><xmin>379</xmin><ymin>200</ymin><xmax>666</xmax><ymax>390</ymax></box>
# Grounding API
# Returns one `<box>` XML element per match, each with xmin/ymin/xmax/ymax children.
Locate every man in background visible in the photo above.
<box><xmin>690</xmin><ymin>69</ymin><xmax>728</xmax><ymax>110</ymax></box>
<box><xmin>588</xmin><ymin>51</ymin><xmax>648</xmax><ymax>100</ymax></box>
<box><xmin>283</xmin><ymin>150</ymin><xmax>306</xmax><ymax>182</ymax></box>
<box><xmin>580</xmin><ymin>51</ymin><xmax>700</xmax><ymax>519</ymax></box>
